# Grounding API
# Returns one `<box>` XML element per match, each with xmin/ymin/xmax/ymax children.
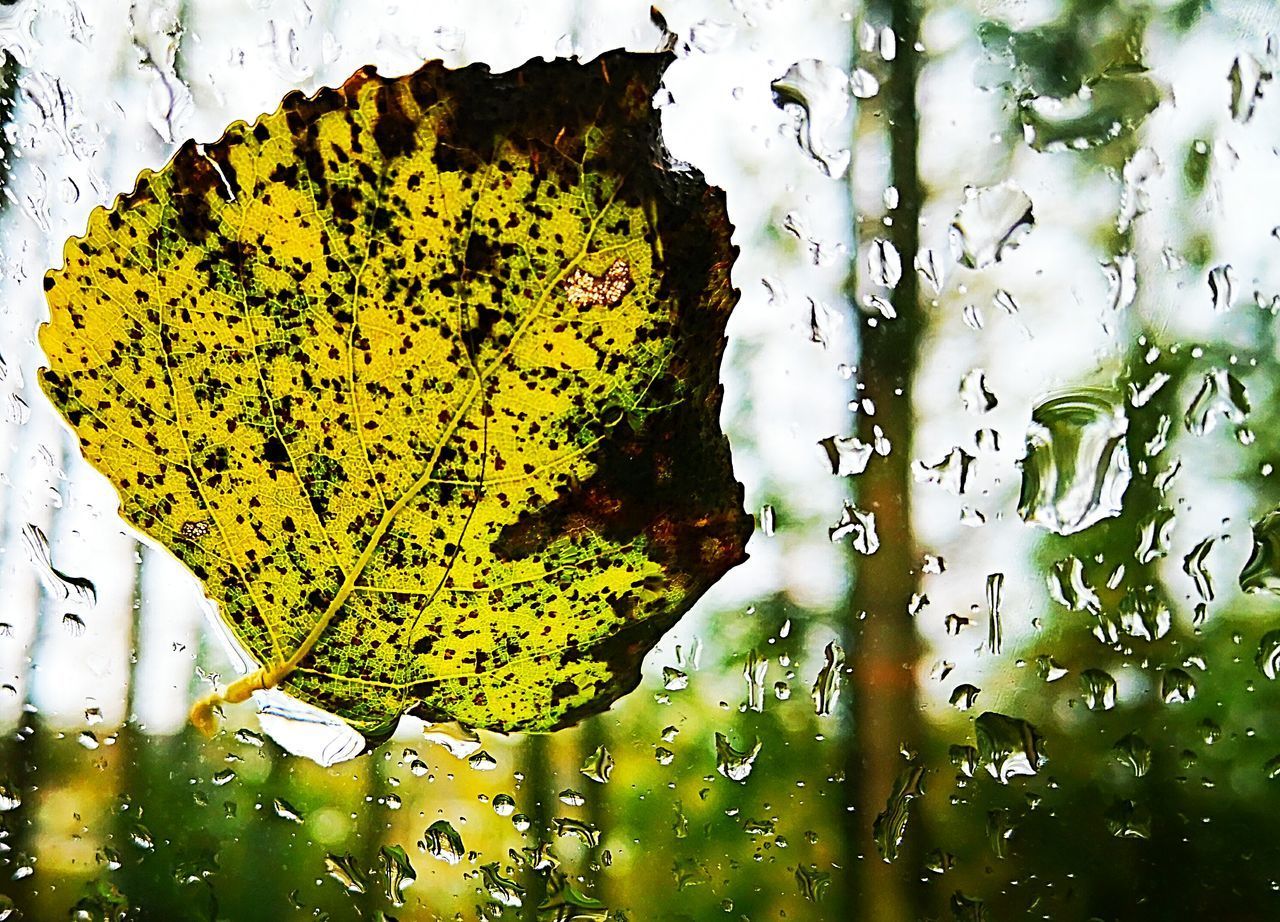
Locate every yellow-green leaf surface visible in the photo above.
<box><xmin>39</xmin><ymin>51</ymin><xmax>749</xmax><ymax>741</ymax></box>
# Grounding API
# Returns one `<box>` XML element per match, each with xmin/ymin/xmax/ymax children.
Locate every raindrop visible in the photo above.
<box><xmin>480</xmin><ymin>862</ymin><xmax>524</xmax><ymax>907</ymax></box>
<box><xmin>760</xmin><ymin>504</ymin><xmax>776</xmax><ymax>536</ymax></box>
<box><xmin>1182</xmin><ymin>537</ymin><xmax>1217</xmax><ymax>603</ymax></box>
<box><xmin>986</xmin><ymin>573</ymin><xmax>1004</xmax><ymax>655</ymax></box>
<box><xmin>868</xmin><ymin>237</ymin><xmax>902</xmax><ymax>289</ymax></box>
<box><xmin>849</xmin><ymin>67</ymin><xmax>879</xmax><ymax>99</ymax></box>
<box><xmin>379</xmin><ymin>845</ymin><xmax>416</xmax><ymax>908</ymax></box>
<box><xmin>829</xmin><ymin>502</ymin><xmax>879</xmax><ymax>554</ymax></box>
<box><xmin>493</xmin><ymin>794</ymin><xmax>515</xmax><ymax>816</ymax></box>
<box><xmin>21</xmin><ymin>523</ymin><xmax>97</xmax><ymax>606</ymax></box>
<box><xmin>1136</xmin><ymin>506</ymin><xmax>1175</xmax><ymax>564</ymax></box>
<box><xmin>422</xmin><ymin>722</ymin><xmax>482</xmax><ymax>760</ymax></box>
<box><xmin>975</xmin><ymin>712</ymin><xmax>1047</xmax><ymax>783</ymax></box>
<box><xmin>1208</xmin><ymin>265</ymin><xmax>1234</xmax><ymax>313</ymax></box>
<box><xmin>1118</xmin><ymin>148</ymin><xmax>1160</xmax><ymax>233</ymax></box>
<box><xmin>819</xmin><ymin>434</ymin><xmax>873</xmax><ymax>476</ymax></box>
<box><xmin>1240</xmin><ymin>510</ymin><xmax>1280</xmax><ymax>594</ymax></box>
<box><xmin>915</xmin><ymin>248</ymin><xmax>944</xmax><ymax>294</ymax></box>
<box><xmin>1161</xmin><ymin>668</ymin><xmax>1197</xmax><ymax>704</ymax></box>
<box><xmin>770</xmin><ymin>59</ymin><xmax>851</xmax><ymax>177</ymax></box>
<box><xmin>1080</xmin><ymin>669</ymin><xmax>1117</xmax><ymax>711</ymax></box>
<box><xmin>273</xmin><ymin>798</ymin><xmax>303</xmax><ymax>823</ymax></box>
<box><xmin>714</xmin><ymin>733</ymin><xmax>762</xmax><ymax>783</ymax></box>
<box><xmin>1184</xmin><ymin>368</ymin><xmax>1249</xmax><ymax>436</ymax></box>
<box><xmin>0</xmin><ymin>780</ymin><xmax>21</xmax><ymax>811</ymax></box>
<box><xmin>1229</xmin><ymin>52</ymin><xmax>1272</xmax><ymax>123</ymax></box>
<box><xmin>1256</xmin><ymin>630</ymin><xmax>1280</xmax><ymax>680</ymax></box>
<box><xmin>1115</xmin><ymin>587</ymin><xmax>1171</xmax><ymax>642</ymax></box>
<box><xmin>960</xmin><ymin>369</ymin><xmax>997</xmax><ymax>414</ymax></box>
<box><xmin>912</xmin><ymin>447</ymin><xmax>975</xmax><ymax>496</ymax></box>
<box><xmin>949</xmin><ymin>182</ymin><xmax>1035</xmax><ymax>269</ymax></box>
<box><xmin>949</xmin><ymin>684</ymin><xmax>980</xmax><ymax>711</ymax></box>
<box><xmin>987</xmin><ymin>809</ymin><xmax>1015</xmax><ymax>859</ymax></box>
<box><xmin>211</xmin><ymin>769</ymin><xmax>236</xmax><ymax>786</ymax></box>
<box><xmin>1103</xmin><ymin>253</ymin><xmax>1137</xmax><ymax>312</ymax></box>
<box><xmin>77</xmin><ymin>730</ymin><xmax>99</xmax><ymax>750</ymax></box>
<box><xmin>743</xmin><ymin>650</ymin><xmax>768</xmax><ymax>713</ymax></box>
<box><xmin>663</xmin><ymin>666</ymin><xmax>689</xmax><ymax>691</ymax></box>
<box><xmin>580</xmin><ymin>745</ymin><xmax>614</xmax><ymax>783</ymax></box>
<box><xmin>554</xmin><ymin>816</ymin><xmax>601</xmax><ymax>847</ymax></box>
<box><xmin>130</xmin><ymin>824</ymin><xmax>155</xmax><ymax>851</ymax></box>
<box><xmin>795</xmin><ymin>864</ymin><xmax>832</xmax><ymax>902</ymax></box>
<box><xmin>873</xmin><ymin>764</ymin><xmax>924</xmax><ymax>862</ymax></box>
<box><xmin>1048</xmin><ymin>558</ymin><xmax>1099</xmax><ymax>611</ymax></box>
<box><xmin>1036</xmin><ymin>655</ymin><xmax>1068</xmax><ymax>682</ymax></box>
<box><xmin>61</xmin><ymin>612</ymin><xmax>86</xmax><ymax>636</ymax></box>
<box><xmin>559</xmin><ymin>788</ymin><xmax>585</xmax><ymax>807</ymax></box>
<box><xmin>468</xmin><ymin>750</ymin><xmax>497</xmax><ymax>771</ymax></box>
<box><xmin>1018</xmin><ymin>390</ymin><xmax>1131</xmax><ymax>536</ymax></box>
<box><xmin>811</xmin><ymin>641</ymin><xmax>845</xmax><ymax>716</ymax></box>
<box><xmin>1105</xmin><ymin>800</ymin><xmax>1151</xmax><ymax>839</ymax></box>
<box><xmin>423</xmin><ymin>820</ymin><xmax>465</xmax><ymax>865</ymax></box>
<box><xmin>1018</xmin><ymin>68</ymin><xmax>1165</xmax><ymax>152</ymax></box>
<box><xmin>1114</xmin><ymin>733</ymin><xmax>1152</xmax><ymax>777</ymax></box>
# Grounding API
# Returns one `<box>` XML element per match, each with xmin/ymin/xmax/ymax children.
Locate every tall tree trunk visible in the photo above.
<box><xmin>845</xmin><ymin>2</ymin><xmax>925</xmax><ymax>919</ymax></box>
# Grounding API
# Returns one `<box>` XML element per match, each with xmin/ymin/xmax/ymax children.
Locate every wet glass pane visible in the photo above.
<box><xmin>3</xmin><ymin>0</ymin><xmax>1280</xmax><ymax>919</ymax></box>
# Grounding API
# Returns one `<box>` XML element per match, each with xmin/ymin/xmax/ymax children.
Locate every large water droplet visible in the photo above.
<box><xmin>379</xmin><ymin>845</ymin><xmax>416</xmax><ymax>907</ymax></box>
<box><xmin>21</xmin><ymin>523</ymin><xmax>97</xmax><ymax>606</ymax></box>
<box><xmin>1161</xmin><ymin>668</ymin><xmax>1198</xmax><ymax>704</ymax></box>
<box><xmin>715</xmin><ymin>733</ymin><xmax>762</xmax><ymax>783</ymax></box>
<box><xmin>423</xmin><ymin>820</ymin><xmax>465</xmax><ymax>865</ymax></box>
<box><xmin>1018</xmin><ymin>390</ymin><xmax>1131</xmax><ymax>536</ymax></box>
<box><xmin>949</xmin><ymin>182</ymin><xmax>1034</xmax><ymax>269</ymax></box>
<box><xmin>1240</xmin><ymin>510</ymin><xmax>1280</xmax><ymax>594</ymax></box>
<box><xmin>975</xmin><ymin>712</ymin><xmax>1046</xmax><ymax>783</ymax></box>
<box><xmin>1256</xmin><ymin>630</ymin><xmax>1280</xmax><ymax>679</ymax></box>
<box><xmin>829</xmin><ymin>502</ymin><xmax>879</xmax><ymax>553</ymax></box>
<box><xmin>1114</xmin><ymin>733</ymin><xmax>1151</xmax><ymax>777</ymax></box>
<box><xmin>913</xmin><ymin>447</ymin><xmax>975</xmax><ymax>495</ymax></box>
<box><xmin>873</xmin><ymin>764</ymin><xmax>925</xmax><ymax>862</ymax></box>
<box><xmin>1018</xmin><ymin>68</ymin><xmax>1165</xmax><ymax>152</ymax></box>
<box><xmin>480</xmin><ymin>862</ymin><xmax>524</xmax><ymax>907</ymax></box>
<box><xmin>811</xmin><ymin>641</ymin><xmax>845</xmax><ymax>716</ymax></box>
<box><xmin>819</xmin><ymin>434</ymin><xmax>873</xmax><ymax>476</ymax></box>
<box><xmin>1105</xmin><ymin>799</ymin><xmax>1151</xmax><ymax>839</ymax></box>
<box><xmin>1184</xmin><ymin>368</ymin><xmax>1249</xmax><ymax>435</ymax></box>
<box><xmin>1080</xmin><ymin>669</ymin><xmax>1118</xmax><ymax>711</ymax></box>
<box><xmin>580</xmin><ymin>744</ymin><xmax>614</xmax><ymax>783</ymax></box>
<box><xmin>324</xmin><ymin>853</ymin><xmax>368</xmax><ymax>894</ymax></box>
<box><xmin>771</xmin><ymin>59</ymin><xmax>851</xmax><ymax>178</ymax></box>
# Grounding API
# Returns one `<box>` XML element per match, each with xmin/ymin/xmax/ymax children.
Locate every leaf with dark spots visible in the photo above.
<box><xmin>38</xmin><ymin>50</ymin><xmax>748</xmax><ymax>748</ymax></box>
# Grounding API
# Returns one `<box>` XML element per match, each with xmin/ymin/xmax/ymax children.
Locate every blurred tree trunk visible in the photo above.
<box><xmin>844</xmin><ymin>1</ymin><xmax>925</xmax><ymax>919</ymax></box>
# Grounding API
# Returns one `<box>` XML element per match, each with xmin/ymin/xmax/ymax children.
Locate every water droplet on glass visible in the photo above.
<box><xmin>1229</xmin><ymin>52</ymin><xmax>1272</xmax><ymax>123</ymax></box>
<box><xmin>61</xmin><ymin>611</ymin><xmax>86</xmax><ymax>636</ymax></box>
<box><xmin>1136</xmin><ymin>506</ymin><xmax>1175</xmax><ymax>564</ymax></box>
<box><xmin>130</xmin><ymin>824</ymin><xmax>155</xmax><ymax>851</ymax></box>
<box><xmin>770</xmin><ymin>59</ymin><xmax>851</xmax><ymax>178</ymax></box>
<box><xmin>1257</xmin><ymin>630</ymin><xmax>1280</xmax><ymax>679</ymax></box>
<box><xmin>1019</xmin><ymin>68</ymin><xmax>1165</xmax><ymax>152</ymax></box>
<box><xmin>1048</xmin><ymin>556</ymin><xmax>1100</xmax><ymax>611</ymax></box>
<box><xmin>559</xmin><ymin>788</ymin><xmax>585</xmax><ymax>807</ymax></box>
<box><xmin>868</xmin><ymin>237</ymin><xmax>902</xmax><ymax>289</ymax></box>
<box><xmin>1099</xmin><ymin>252</ymin><xmax>1137</xmax><ymax>314</ymax></box>
<box><xmin>493</xmin><ymin>794</ymin><xmax>515</xmax><ymax>817</ymax></box>
<box><xmin>1080</xmin><ymin>669</ymin><xmax>1118</xmax><ymax>711</ymax></box>
<box><xmin>829</xmin><ymin>502</ymin><xmax>879</xmax><ymax>553</ymax></box>
<box><xmin>715</xmin><ymin>733</ymin><xmax>761</xmax><ymax>783</ymax></box>
<box><xmin>580</xmin><ymin>745</ymin><xmax>614</xmax><ymax>783</ymax></box>
<box><xmin>0</xmin><ymin>780</ymin><xmax>21</xmax><ymax>812</ymax></box>
<box><xmin>663</xmin><ymin>666</ymin><xmax>689</xmax><ymax>691</ymax></box>
<box><xmin>273</xmin><ymin>798</ymin><xmax>303</xmax><ymax>823</ymax></box>
<box><xmin>1036</xmin><ymin>655</ymin><xmax>1069</xmax><ymax>682</ymax></box>
<box><xmin>468</xmin><ymin>750</ymin><xmax>497</xmax><ymax>772</ymax></box>
<box><xmin>795</xmin><ymin>864</ymin><xmax>832</xmax><ymax>902</ymax></box>
<box><xmin>819</xmin><ymin>434</ymin><xmax>873</xmax><ymax>476</ymax></box>
<box><xmin>1184</xmin><ymin>368</ymin><xmax>1249</xmax><ymax>436</ymax></box>
<box><xmin>1208</xmin><ymin>264</ymin><xmax>1234</xmax><ymax>313</ymax></box>
<box><xmin>21</xmin><ymin>523</ymin><xmax>97</xmax><ymax>606</ymax></box>
<box><xmin>379</xmin><ymin>845</ymin><xmax>416</xmax><ymax>907</ymax></box>
<box><xmin>975</xmin><ymin>712</ymin><xmax>1046</xmax><ymax>783</ymax></box>
<box><xmin>1114</xmin><ymin>733</ymin><xmax>1151</xmax><ymax>777</ymax></box>
<box><xmin>949</xmin><ymin>182</ymin><xmax>1035</xmax><ymax>269</ymax></box>
<box><xmin>1240</xmin><ymin>510</ymin><xmax>1280</xmax><ymax>594</ymax></box>
<box><xmin>949</xmin><ymin>684</ymin><xmax>980</xmax><ymax>711</ymax></box>
<box><xmin>873</xmin><ymin>764</ymin><xmax>925</xmax><ymax>862</ymax></box>
<box><xmin>423</xmin><ymin>819</ymin><xmax>465</xmax><ymax>865</ymax></box>
<box><xmin>913</xmin><ymin>447</ymin><xmax>975</xmax><ymax>495</ymax></box>
<box><xmin>1161</xmin><ymin>668</ymin><xmax>1198</xmax><ymax>704</ymax></box>
<box><xmin>211</xmin><ymin>768</ymin><xmax>236</xmax><ymax>786</ymax></box>
<box><xmin>554</xmin><ymin>816</ymin><xmax>601</xmax><ymax>847</ymax></box>
<box><xmin>480</xmin><ymin>862</ymin><xmax>524</xmax><ymax>907</ymax></box>
<box><xmin>849</xmin><ymin>67</ymin><xmax>879</xmax><ymax>99</ymax></box>
<box><xmin>1019</xmin><ymin>390</ymin><xmax>1131</xmax><ymax>536</ymax></box>
<box><xmin>811</xmin><ymin>641</ymin><xmax>845</xmax><ymax>716</ymax></box>
<box><xmin>1119</xmin><ymin>148</ymin><xmax>1161</xmax><ymax>232</ymax></box>
<box><xmin>77</xmin><ymin>730</ymin><xmax>99</xmax><ymax>750</ymax></box>
<box><xmin>960</xmin><ymin>369</ymin><xmax>997</xmax><ymax>414</ymax></box>
<box><xmin>422</xmin><ymin>722</ymin><xmax>482</xmax><ymax>760</ymax></box>
<box><xmin>743</xmin><ymin>649</ymin><xmax>768</xmax><ymax>713</ymax></box>
<box><xmin>1183</xmin><ymin>536</ymin><xmax>1217</xmax><ymax>603</ymax></box>
<box><xmin>1105</xmin><ymin>799</ymin><xmax>1151</xmax><ymax>839</ymax></box>
<box><xmin>760</xmin><ymin>503</ymin><xmax>776</xmax><ymax>536</ymax></box>
<box><xmin>915</xmin><ymin>247</ymin><xmax>944</xmax><ymax>294</ymax></box>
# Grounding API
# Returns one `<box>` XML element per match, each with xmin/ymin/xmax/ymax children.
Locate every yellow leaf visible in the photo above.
<box><xmin>40</xmin><ymin>51</ymin><xmax>748</xmax><ymax>743</ymax></box>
